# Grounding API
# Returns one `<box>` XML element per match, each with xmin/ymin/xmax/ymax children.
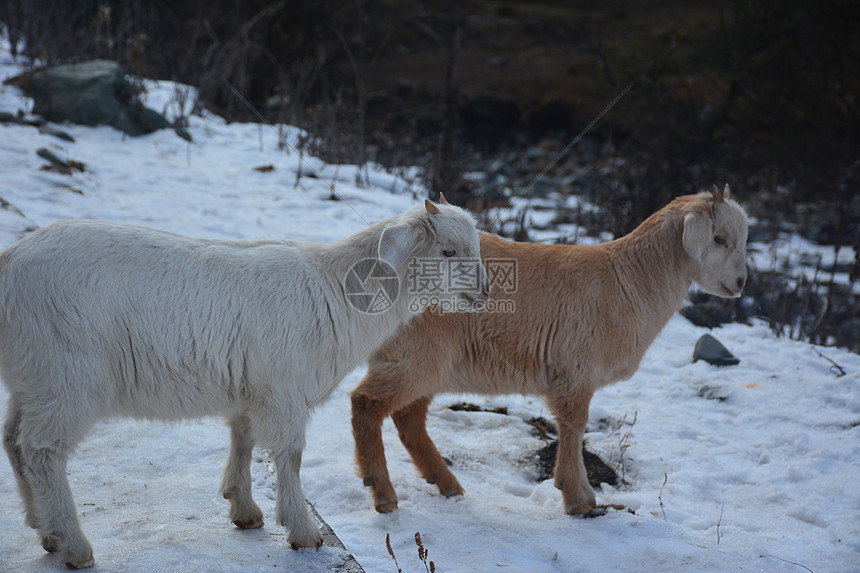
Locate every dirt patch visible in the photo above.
<box><xmin>452</xmin><ymin>405</ymin><xmax>621</xmax><ymax>488</ymax></box>
<box><xmin>448</xmin><ymin>402</ymin><xmax>508</xmax><ymax>415</ymax></box>
<box><xmin>534</xmin><ymin>441</ymin><xmax>620</xmax><ymax>488</ymax></box>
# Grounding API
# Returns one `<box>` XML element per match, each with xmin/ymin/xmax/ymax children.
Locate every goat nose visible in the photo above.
<box><xmin>482</xmin><ymin>285</ymin><xmax>491</xmax><ymax>301</ymax></box>
<box><xmin>737</xmin><ymin>277</ymin><xmax>746</xmax><ymax>291</ymax></box>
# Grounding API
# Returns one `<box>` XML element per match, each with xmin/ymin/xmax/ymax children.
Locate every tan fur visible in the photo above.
<box><xmin>351</xmin><ymin>190</ymin><xmax>748</xmax><ymax>515</ymax></box>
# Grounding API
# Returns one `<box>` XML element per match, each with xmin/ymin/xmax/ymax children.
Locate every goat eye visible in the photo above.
<box><xmin>714</xmin><ymin>236</ymin><xmax>727</xmax><ymax>246</ymax></box>
<box><xmin>442</xmin><ymin>249</ymin><xmax>456</xmax><ymax>258</ymax></box>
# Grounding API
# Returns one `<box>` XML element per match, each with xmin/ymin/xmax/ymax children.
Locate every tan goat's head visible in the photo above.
<box><xmin>682</xmin><ymin>185</ymin><xmax>749</xmax><ymax>298</ymax></box>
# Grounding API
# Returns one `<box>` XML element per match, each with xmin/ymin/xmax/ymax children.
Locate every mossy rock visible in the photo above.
<box><xmin>30</xmin><ymin>60</ymin><xmax>190</xmax><ymax>141</ymax></box>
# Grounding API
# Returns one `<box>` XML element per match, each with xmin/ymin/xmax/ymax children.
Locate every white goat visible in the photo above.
<box><xmin>352</xmin><ymin>186</ymin><xmax>748</xmax><ymax>516</ymax></box>
<box><xmin>1</xmin><ymin>198</ymin><xmax>489</xmax><ymax>569</ymax></box>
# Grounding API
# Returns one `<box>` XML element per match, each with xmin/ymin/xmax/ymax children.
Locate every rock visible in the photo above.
<box><xmin>38</xmin><ymin>125</ymin><xmax>75</xmax><ymax>142</ymax></box>
<box><xmin>29</xmin><ymin>60</ymin><xmax>190</xmax><ymax>141</ymax></box>
<box><xmin>32</xmin><ymin>60</ymin><xmax>131</xmax><ymax>129</ymax></box>
<box><xmin>36</xmin><ymin>147</ymin><xmax>85</xmax><ymax>175</ymax></box>
<box><xmin>0</xmin><ymin>110</ymin><xmax>43</xmax><ymax>127</ymax></box>
<box><xmin>698</xmin><ymin>385</ymin><xmax>731</xmax><ymax>401</ymax></box>
<box><xmin>693</xmin><ymin>333</ymin><xmax>740</xmax><ymax>366</ymax></box>
<box><xmin>36</xmin><ymin>147</ymin><xmax>69</xmax><ymax>168</ymax></box>
<box><xmin>680</xmin><ymin>301</ymin><xmax>734</xmax><ymax>328</ymax></box>
<box><xmin>173</xmin><ymin>125</ymin><xmax>193</xmax><ymax>142</ymax></box>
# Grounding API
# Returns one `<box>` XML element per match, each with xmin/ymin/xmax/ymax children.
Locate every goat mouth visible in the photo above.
<box><xmin>720</xmin><ymin>282</ymin><xmax>741</xmax><ymax>298</ymax></box>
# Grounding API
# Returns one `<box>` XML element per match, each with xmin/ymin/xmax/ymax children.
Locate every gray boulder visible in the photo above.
<box><xmin>693</xmin><ymin>333</ymin><xmax>740</xmax><ymax>367</ymax></box>
<box><xmin>29</xmin><ymin>60</ymin><xmax>190</xmax><ymax>140</ymax></box>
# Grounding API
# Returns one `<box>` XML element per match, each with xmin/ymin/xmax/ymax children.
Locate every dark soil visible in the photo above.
<box><xmin>451</xmin><ymin>404</ymin><xmax>621</xmax><ymax>488</ymax></box>
<box><xmin>448</xmin><ymin>402</ymin><xmax>508</xmax><ymax>415</ymax></box>
<box><xmin>535</xmin><ymin>441</ymin><xmax>620</xmax><ymax>489</ymax></box>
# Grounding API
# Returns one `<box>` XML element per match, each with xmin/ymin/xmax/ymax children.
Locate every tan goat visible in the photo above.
<box><xmin>351</xmin><ymin>186</ymin><xmax>748</xmax><ymax>516</ymax></box>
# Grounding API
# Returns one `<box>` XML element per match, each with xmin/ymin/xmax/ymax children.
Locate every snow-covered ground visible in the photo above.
<box><xmin>1</xmin><ymin>44</ymin><xmax>858</xmax><ymax>573</ymax></box>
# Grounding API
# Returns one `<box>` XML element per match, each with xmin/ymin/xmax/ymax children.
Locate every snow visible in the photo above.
<box><xmin>1</xmin><ymin>43</ymin><xmax>859</xmax><ymax>573</ymax></box>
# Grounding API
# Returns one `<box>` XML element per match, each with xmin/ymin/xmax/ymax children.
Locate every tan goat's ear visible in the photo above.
<box><xmin>438</xmin><ymin>192</ymin><xmax>450</xmax><ymax>205</ymax></box>
<box><xmin>722</xmin><ymin>184</ymin><xmax>731</xmax><ymax>200</ymax></box>
<box><xmin>425</xmin><ymin>199</ymin><xmax>440</xmax><ymax>215</ymax></box>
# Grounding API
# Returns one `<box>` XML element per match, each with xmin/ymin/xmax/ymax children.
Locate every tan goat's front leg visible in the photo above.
<box><xmin>351</xmin><ymin>392</ymin><xmax>400</xmax><ymax>513</ymax></box>
<box><xmin>391</xmin><ymin>397</ymin><xmax>464</xmax><ymax>498</ymax></box>
<box><xmin>551</xmin><ymin>388</ymin><xmax>596</xmax><ymax>515</ymax></box>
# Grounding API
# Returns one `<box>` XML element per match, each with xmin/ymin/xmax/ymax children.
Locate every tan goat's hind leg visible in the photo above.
<box><xmin>351</xmin><ymin>392</ymin><xmax>399</xmax><ymax>513</ymax></box>
<box><xmin>552</xmin><ymin>390</ymin><xmax>597</xmax><ymax>515</ymax></box>
<box><xmin>391</xmin><ymin>397</ymin><xmax>464</xmax><ymax>498</ymax></box>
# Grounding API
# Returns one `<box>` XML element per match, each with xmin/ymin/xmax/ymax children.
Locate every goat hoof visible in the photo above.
<box><xmin>566</xmin><ymin>502</ymin><xmax>595</xmax><ymax>516</ymax></box>
<box><xmin>437</xmin><ymin>475</ymin><xmax>464</xmax><ymax>498</ymax></box>
<box><xmin>290</xmin><ymin>533</ymin><xmax>324</xmax><ymax>550</ymax></box>
<box><xmin>375</xmin><ymin>500</ymin><xmax>398</xmax><ymax>513</ymax></box>
<box><xmin>42</xmin><ymin>536</ymin><xmax>59</xmax><ymax>553</ymax></box>
<box><xmin>64</xmin><ymin>554</ymin><xmax>95</xmax><ymax>569</ymax></box>
<box><xmin>440</xmin><ymin>483</ymin><xmax>464</xmax><ymax>498</ymax></box>
<box><xmin>232</xmin><ymin>515</ymin><xmax>264</xmax><ymax>529</ymax></box>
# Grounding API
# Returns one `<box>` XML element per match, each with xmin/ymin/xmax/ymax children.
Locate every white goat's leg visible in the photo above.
<box><xmin>220</xmin><ymin>415</ymin><xmax>264</xmax><ymax>529</ymax></box>
<box><xmin>271</xmin><ymin>443</ymin><xmax>322</xmax><ymax>549</ymax></box>
<box><xmin>20</xmin><ymin>440</ymin><xmax>94</xmax><ymax>568</ymax></box>
<box><xmin>551</xmin><ymin>386</ymin><xmax>597</xmax><ymax>515</ymax></box>
<box><xmin>3</xmin><ymin>398</ymin><xmax>38</xmax><ymax>530</ymax></box>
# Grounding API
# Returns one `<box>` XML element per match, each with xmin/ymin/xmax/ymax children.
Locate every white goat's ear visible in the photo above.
<box><xmin>425</xmin><ymin>199</ymin><xmax>440</xmax><ymax>215</ymax></box>
<box><xmin>378</xmin><ymin>224</ymin><xmax>423</xmax><ymax>269</ymax></box>
<box><xmin>710</xmin><ymin>185</ymin><xmax>724</xmax><ymax>203</ymax></box>
<box><xmin>683</xmin><ymin>211</ymin><xmax>711</xmax><ymax>264</ymax></box>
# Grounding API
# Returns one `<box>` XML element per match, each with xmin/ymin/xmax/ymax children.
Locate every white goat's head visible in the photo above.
<box><xmin>682</xmin><ymin>185</ymin><xmax>749</xmax><ymax>298</ymax></box>
<box><xmin>377</xmin><ymin>194</ymin><xmax>490</xmax><ymax>310</ymax></box>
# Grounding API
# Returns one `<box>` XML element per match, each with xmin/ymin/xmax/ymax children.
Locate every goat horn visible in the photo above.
<box><xmin>425</xmin><ymin>199</ymin><xmax>440</xmax><ymax>215</ymax></box>
<box><xmin>438</xmin><ymin>193</ymin><xmax>451</xmax><ymax>205</ymax></box>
